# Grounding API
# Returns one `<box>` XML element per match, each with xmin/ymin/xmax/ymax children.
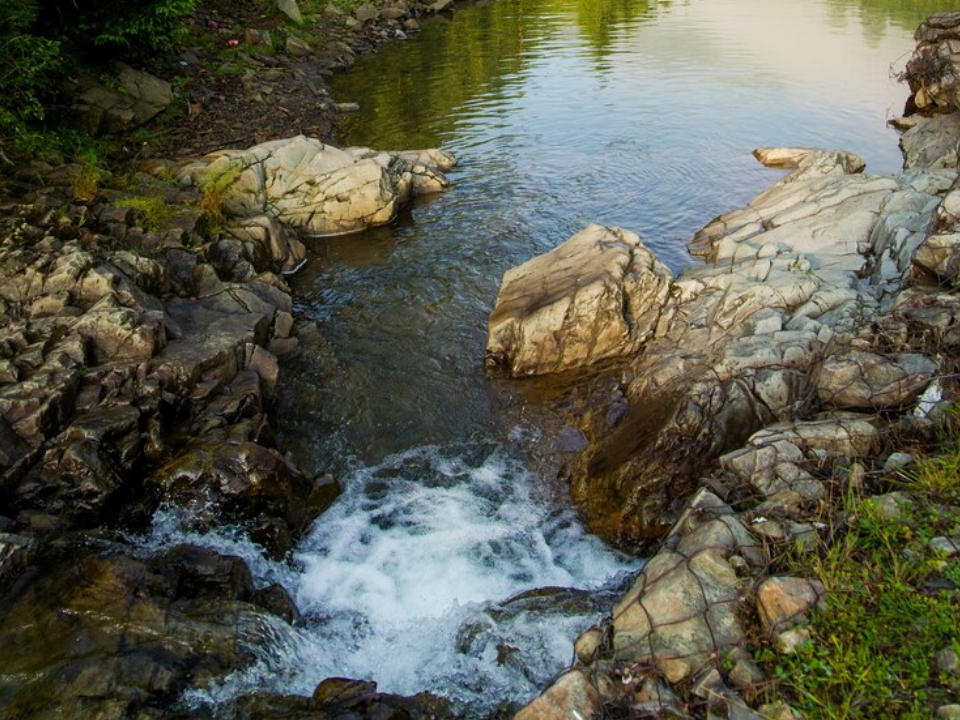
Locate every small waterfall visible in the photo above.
<box><xmin>138</xmin><ymin>438</ymin><xmax>640</xmax><ymax>715</ymax></box>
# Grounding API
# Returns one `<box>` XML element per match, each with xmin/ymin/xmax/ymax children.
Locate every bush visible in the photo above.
<box><xmin>0</xmin><ymin>0</ymin><xmax>199</xmax><ymax>151</ymax></box>
<box><xmin>0</xmin><ymin>0</ymin><xmax>64</xmax><ymax>143</ymax></box>
<box><xmin>38</xmin><ymin>0</ymin><xmax>200</xmax><ymax>60</ymax></box>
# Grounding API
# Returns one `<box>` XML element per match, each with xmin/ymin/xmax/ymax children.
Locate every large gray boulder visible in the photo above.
<box><xmin>486</xmin><ymin>225</ymin><xmax>672</xmax><ymax>376</ymax></box>
<box><xmin>180</xmin><ymin>136</ymin><xmax>455</xmax><ymax>236</ymax></box>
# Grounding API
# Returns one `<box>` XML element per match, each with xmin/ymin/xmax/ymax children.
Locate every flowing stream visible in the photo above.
<box><xmin>155</xmin><ymin>0</ymin><xmax>956</xmax><ymax>714</ymax></box>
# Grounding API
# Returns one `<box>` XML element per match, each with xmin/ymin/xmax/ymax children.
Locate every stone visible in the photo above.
<box><xmin>312</xmin><ymin>677</ymin><xmax>378</xmax><ymax>706</ymax></box>
<box><xmin>756</xmin><ymin>576</ymin><xmax>825</xmax><ymax>632</ymax></box>
<box><xmin>513</xmin><ymin>670</ymin><xmax>603</xmax><ymax>720</ymax></box>
<box><xmin>248</xmin><ymin>345</ymin><xmax>280</xmax><ymax>399</ymax></box>
<box><xmin>276</xmin><ymin>0</ymin><xmax>303</xmax><ymax>23</ymax></box>
<box><xmin>268</xmin><ymin>336</ymin><xmax>299</xmax><ymax>358</ymax></box>
<box><xmin>758</xmin><ymin>701</ymin><xmax>804</xmax><ymax>720</ymax></box>
<box><xmin>354</xmin><ymin>3</ymin><xmax>380</xmax><ymax>22</ymax></box>
<box><xmin>307</xmin><ymin>473</ymin><xmax>341</xmax><ymax>513</ymax></box>
<box><xmin>148</xmin><ymin>440</ymin><xmax>314</xmax><ymax>546</ymax></box>
<box><xmin>938</xmin><ymin>706</ymin><xmax>960</xmax><ymax>720</ymax></box>
<box><xmin>226</xmin><ymin>215</ymin><xmax>307</xmax><ymax>275</ymax></box>
<box><xmin>0</xmin><ymin>545</ymin><xmax>282</xmax><ymax>719</ymax></box>
<box><xmin>904</xmin><ymin>15</ymin><xmax>960</xmax><ymax>114</ymax></box>
<box><xmin>884</xmin><ymin>452</ymin><xmax>915</xmax><ymax>472</ymax></box>
<box><xmin>486</xmin><ymin>225</ymin><xmax>672</xmax><ymax>376</ymax></box>
<box><xmin>180</xmin><ymin>136</ymin><xmax>455</xmax><ymax>236</ymax></box>
<box><xmin>274</xmin><ymin>310</ymin><xmax>295</xmax><ymax>338</ymax></box>
<box><xmin>776</xmin><ymin>627</ymin><xmax>811</xmax><ymax>654</ymax></box>
<box><xmin>574</xmin><ymin>627</ymin><xmax>604</xmax><ymax>665</ymax></box>
<box><xmin>930</xmin><ymin>536</ymin><xmax>960</xmax><ymax>557</ymax></box>
<box><xmin>0</xmin><ymin>371</ymin><xmax>79</xmax><ymax>448</ymax></box>
<box><xmin>251</xmin><ymin>583</ymin><xmax>303</xmax><ymax>626</ymax></box>
<box><xmin>814</xmin><ymin>351</ymin><xmax>937</xmax><ymax>410</ymax></box>
<box><xmin>914</xmin><ymin>231</ymin><xmax>960</xmax><ymax>283</ymax></box>
<box><xmin>511</xmin><ymin>144</ymin><xmax>949</xmax><ymax>546</ymax></box>
<box><xmin>72</xmin><ymin>63</ymin><xmax>173</xmax><ymax>134</ymax></box>
<box><xmin>725</xmin><ymin>701</ymin><xmax>769</xmax><ymax>720</ymax></box>
<box><xmin>0</xmin><ymin>533</ymin><xmax>35</xmax><ymax>586</ymax></box>
<box><xmin>286</xmin><ymin>35</ymin><xmax>313</xmax><ymax>56</ymax></box>
<box><xmin>728</xmin><ymin>658</ymin><xmax>765</xmax><ymax>694</ymax></box>
<box><xmin>867</xmin><ymin>491</ymin><xmax>913</xmax><ymax>522</ymax></box>
<box><xmin>936</xmin><ymin>647</ymin><xmax>960</xmax><ymax>677</ymax></box>
<box><xmin>750</xmin><ymin>415</ymin><xmax>880</xmax><ymax>459</ymax></box>
<box><xmin>73</xmin><ymin>306</ymin><xmax>166</xmax><ymax>364</ymax></box>
<box><xmin>612</xmin><ymin>549</ymin><xmax>744</xmax><ymax>683</ymax></box>
<box><xmin>899</xmin><ymin>113</ymin><xmax>960</xmax><ymax>171</ymax></box>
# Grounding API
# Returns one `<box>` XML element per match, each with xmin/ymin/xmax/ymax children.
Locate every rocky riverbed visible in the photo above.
<box><xmin>3</xmin><ymin>3</ymin><xmax>960</xmax><ymax>720</ymax></box>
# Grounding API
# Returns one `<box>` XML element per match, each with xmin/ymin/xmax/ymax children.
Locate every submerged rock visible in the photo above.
<box><xmin>180</xmin><ymin>136</ymin><xmax>456</xmax><ymax>236</ymax></box>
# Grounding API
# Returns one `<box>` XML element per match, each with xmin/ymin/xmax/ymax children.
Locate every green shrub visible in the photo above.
<box><xmin>37</xmin><ymin>0</ymin><xmax>200</xmax><ymax>61</ymax></box>
<box><xmin>0</xmin><ymin>0</ymin><xmax>64</xmax><ymax>144</ymax></box>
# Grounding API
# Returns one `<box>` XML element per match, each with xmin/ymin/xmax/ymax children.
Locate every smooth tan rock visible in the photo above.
<box><xmin>181</xmin><ymin>136</ymin><xmax>454</xmax><ymax>237</ymax></box>
<box><xmin>756</xmin><ymin>576</ymin><xmax>825</xmax><ymax>632</ymax></box>
<box><xmin>915</xmin><ymin>231</ymin><xmax>960</xmax><ymax>282</ymax></box>
<box><xmin>513</xmin><ymin>670</ymin><xmax>603</xmax><ymax>720</ymax></box>
<box><xmin>286</xmin><ymin>35</ymin><xmax>313</xmax><ymax>56</ymax></box>
<box><xmin>486</xmin><ymin>225</ymin><xmax>672</xmax><ymax>376</ymax></box>
<box><xmin>353</xmin><ymin>2</ymin><xmax>379</xmax><ymax>22</ymax></box>
<box><xmin>574</xmin><ymin>627</ymin><xmax>604</xmax><ymax>665</ymax></box>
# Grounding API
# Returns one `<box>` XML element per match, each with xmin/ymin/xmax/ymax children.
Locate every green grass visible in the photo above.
<box><xmin>118</xmin><ymin>195</ymin><xmax>174</xmax><ymax>231</ymax></box>
<box><xmin>763</xmin><ymin>422</ymin><xmax>960</xmax><ymax>719</ymax></box>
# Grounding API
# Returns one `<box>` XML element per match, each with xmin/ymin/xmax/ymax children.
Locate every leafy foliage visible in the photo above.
<box><xmin>0</xmin><ymin>0</ymin><xmax>64</xmax><ymax>144</ymax></box>
<box><xmin>36</xmin><ymin>0</ymin><xmax>199</xmax><ymax>60</ymax></box>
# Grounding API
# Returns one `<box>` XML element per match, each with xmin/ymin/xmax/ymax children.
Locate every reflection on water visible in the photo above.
<box><xmin>278</xmin><ymin>0</ymin><xmax>953</xmax><ymax>467</ymax></box>
<box><xmin>827</xmin><ymin>0</ymin><xmax>957</xmax><ymax>39</ymax></box>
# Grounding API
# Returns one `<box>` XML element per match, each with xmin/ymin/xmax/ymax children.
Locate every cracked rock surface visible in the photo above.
<box><xmin>180</xmin><ymin>135</ymin><xmax>456</xmax><ymax>236</ymax></box>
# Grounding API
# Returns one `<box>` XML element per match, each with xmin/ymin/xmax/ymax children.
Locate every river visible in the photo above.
<box><xmin>154</xmin><ymin>0</ymin><xmax>956</xmax><ymax>714</ymax></box>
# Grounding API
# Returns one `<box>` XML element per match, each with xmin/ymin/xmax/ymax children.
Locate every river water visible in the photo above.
<box><xmin>167</xmin><ymin>0</ymin><xmax>955</xmax><ymax>714</ymax></box>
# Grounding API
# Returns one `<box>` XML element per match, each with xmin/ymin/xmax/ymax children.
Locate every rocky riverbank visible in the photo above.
<box><xmin>0</xmin><ymin>98</ymin><xmax>455</xmax><ymax>720</ymax></box>
<box><xmin>494</xmin><ymin>12</ymin><xmax>960</xmax><ymax>720</ymax></box>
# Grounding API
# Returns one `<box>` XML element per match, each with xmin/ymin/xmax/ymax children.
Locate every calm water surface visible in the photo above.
<box><xmin>242</xmin><ymin>0</ymin><xmax>957</xmax><ymax>710</ymax></box>
<box><xmin>279</xmin><ymin>0</ymin><xmax>955</xmax><ymax>464</ymax></box>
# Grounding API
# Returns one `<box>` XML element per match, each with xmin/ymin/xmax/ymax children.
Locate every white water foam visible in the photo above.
<box><xmin>140</xmin><ymin>440</ymin><xmax>640</xmax><ymax>715</ymax></box>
